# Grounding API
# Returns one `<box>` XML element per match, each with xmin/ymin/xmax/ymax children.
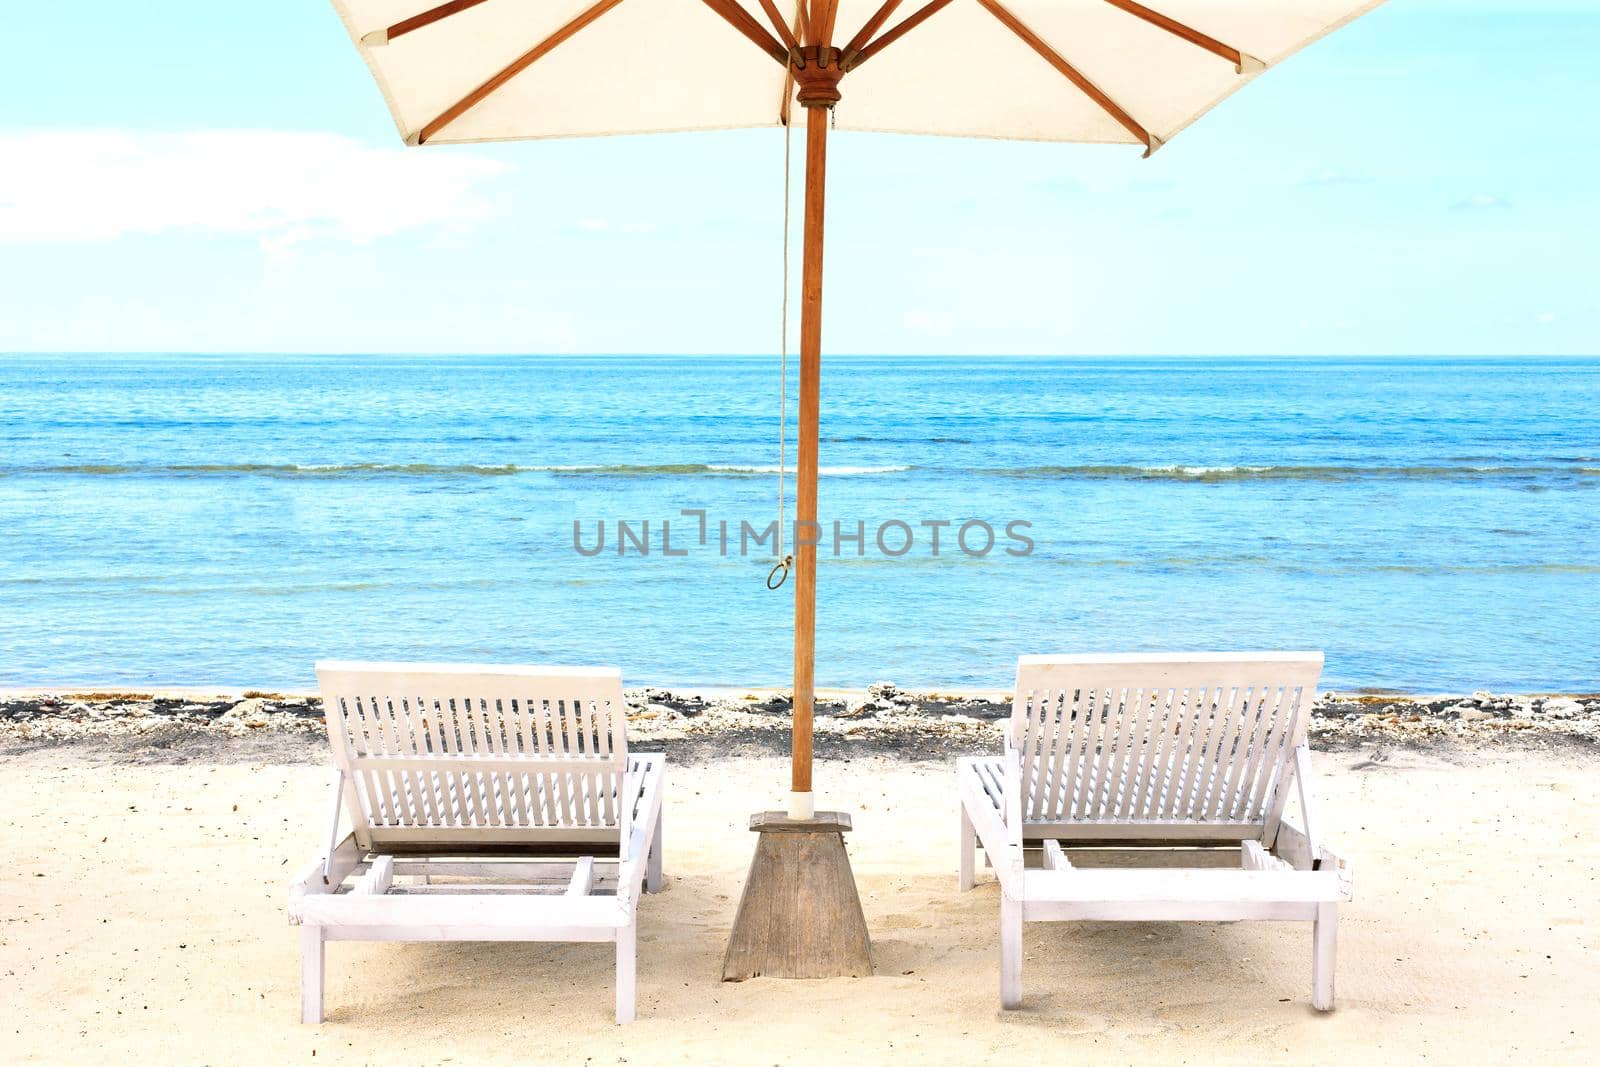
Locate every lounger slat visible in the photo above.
<box><xmin>595</xmin><ymin>698</ymin><xmax>616</xmax><ymax>825</ymax></box>
<box><xmin>1188</xmin><ymin>687</ymin><xmax>1226</xmax><ymax>822</ymax></box>
<box><xmin>1230</xmin><ymin>685</ymin><xmax>1274</xmax><ymax>820</ymax></box>
<box><xmin>1105</xmin><ymin>686</ymin><xmax>1142</xmax><ymax>818</ymax></box>
<box><xmin>1161</xmin><ymin>687</ymin><xmax>1198</xmax><ymax>821</ymax></box>
<box><xmin>1077</xmin><ymin>687</ymin><xmax>1107</xmax><ymax>821</ymax></box>
<box><xmin>1067</xmin><ymin>688</ymin><xmax>1087</xmax><ymax>814</ymax></box>
<box><xmin>1140</xmin><ymin>687</ymin><xmax>1178</xmax><ymax>820</ymax></box>
<box><xmin>1053</xmin><ymin>688</ymin><xmax>1080</xmax><ymax>821</ymax></box>
<box><xmin>1040</xmin><ymin>687</ymin><xmax>1070</xmax><ymax>821</ymax></box>
<box><xmin>1174</xmin><ymin>686</ymin><xmax>1211</xmax><ymax>820</ymax></box>
<box><xmin>1190</xmin><ymin>686</ymin><xmax>1229</xmax><ymax>818</ymax></box>
<box><xmin>558</xmin><ymin>701</ymin><xmax>579</xmax><ymax>824</ymax></box>
<box><xmin>1223</xmin><ymin>685</ymin><xmax>1267</xmax><ymax>819</ymax></box>
<box><xmin>1074</xmin><ymin>687</ymin><xmax>1101</xmax><ymax>821</ymax></box>
<box><xmin>359</xmin><ymin>697</ymin><xmax>396</xmax><ymax>825</ymax></box>
<box><xmin>1102</xmin><ymin>688</ymin><xmax>1132</xmax><ymax>820</ymax></box>
<box><xmin>1121</xmin><ymin>686</ymin><xmax>1156</xmax><ymax>820</ymax></box>
<box><xmin>1241</xmin><ymin>687</ymin><xmax>1278</xmax><ymax>818</ymax></box>
<box><xmin>1207</xmin><ymin>687</ymin><xmax>1239</xmax><ymax>818</ymax></box>
<box><xmin>296</xmin><ymin>891</ymin><xmax>627</xmax><ymax>930</ymax></box>
<box><xmin>513</xmin><ymin>697</ymin><xmax>533</xmax><ymax>757</ymax></box>
<box><xmin>439</xmin><ymin>697</ymin><xmax>473</xmax><ymax>823</ymax></box>
<box><xmin>1020</xmin><ymin>867</ymin><xmax>1346</xmax><ymax>904</ymax></box>
<box><xmin>531</xmin><ymin>699</ymin><xmax>555</xmax><ymax>824</ymax></box>
<box><xmin>1245</xmin><ymin>684</ymin><xmax>1287</xmax><ymax>821</ymax></box>
<box><xmin>1144</xmin><ymin>686</ymin><xmax>1181</xmax><ymax>821</ymax></box>
<box><xmin>472</xmin><ymin>696</ymin><xmax>503</xmax><ymax>828</ymax></box>
<box><xmin>391</xmin><ymin>698</ymin><xmax>419</xmax><ymax>827</ymax></box>
<box><xmin>1022</xmin><ymin>683</ymin><xmax>1047</xmax><ymax>819</ymax></box>
<box><xmin>412</xmin><ymin>699</ymin><xmax>440</xmax><ymax>826</ymax></box>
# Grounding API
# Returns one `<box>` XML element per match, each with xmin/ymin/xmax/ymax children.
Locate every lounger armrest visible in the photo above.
<box><xmin>1321</xmin><ymin>842</ymin><xmax>1354</xmax><ymax>899</ymax></box>
<box><xmin>1272</xmin><ymin>819</ymin><xmax>1354</xmax><ymax>898</ymax></box>
<box><xmin>615</xmin><ymin>755</ymin><xmax>665</xmax><ymax>909</ymax></box>
<box><xmin>617</xmin><ymin>826</ymin><xmax>646</xmax><ymax>908</ymax></box>
<box><xmin>958</xmin><ymin>757</ymin><xmax>1025</xmax><ymax>898</ymax></box>
<box><xmin>287</xmin><ymin>859</ymin><xmax>323</xmax><ymax>923</ymax></box>
<box><xmin>1003</xmin><ymin>737</ymin><xmax>1024</xmax><ymax>851</ymax></box>
<box><xmin>618</xmin><ymin>766</ymin><xmax>642</xmax><ymax>865</ymax></box>
<box><xmin>288</xmin><ymin>832</ymin><xmax>363</xmax><ymax>922</ymax></box>
<box><xmin>1277</xmin><ymin>744</ymin><xmax>1352</xmax><ymax>893</ymax></box>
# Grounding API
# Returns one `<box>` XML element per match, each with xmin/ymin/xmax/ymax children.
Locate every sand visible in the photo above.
<box><xmin>3</xmin><ymin>743</ymin><xmax>1596</xmax><ymax>1065</ymax></box>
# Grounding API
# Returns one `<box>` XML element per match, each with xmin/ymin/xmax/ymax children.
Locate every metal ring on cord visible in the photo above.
<box><xmin>767</xmin><ymin>554</ymin><xmax>793</xmax><ymax>590</ymax></box>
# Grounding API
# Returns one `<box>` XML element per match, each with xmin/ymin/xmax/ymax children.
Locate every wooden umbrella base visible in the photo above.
<box><xmin>721</xmin><ymin>811</ymin><xmax>873</xmax><ymax>980</ymax></box>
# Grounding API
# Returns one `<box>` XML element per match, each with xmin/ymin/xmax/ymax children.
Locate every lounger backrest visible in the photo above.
<box><xmin>1010</xmin><ymin>653</ymin><xmax>1323</xmax><ymax>842</ymax></box>
<box><xmin>316</xmin><ymin>661</ymin><xmax>630</xmax><ymax>851</ymax></box>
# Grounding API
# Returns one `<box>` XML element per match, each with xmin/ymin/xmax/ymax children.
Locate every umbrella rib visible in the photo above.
<box><xmin>840</xmin><ymin>0</ymin><xmax>904</xmax><ymax>66</ymax></box>
<box><xmin>378</xmin><ymin>0</ymin><xmax>493</xmax><ymax>43</ymax></box>
<box><xmin>754</xmin><ymin>0</ymin><xmax>803</xmax><ymax>53</ymax></box>
<box><xmin>847</xmin><ymin>0</ymin><xmax>955</xmax><ymax>69</ymax></box>
<box><xmin>700</xmin><ymin>0</ymin><xmax>791</xmax><ymax>65</ymax></box>
<box><xmin>976</xmin><ymin>0</ymin><xmax>1160</xmax><ymax>155</ymax></box>
<box><xmin>1101</xmin><ymin>0</ymin><xmax>1259</xmax><ymax>71</ymax></box>
<box><xmin>416</xmin><ymin>0</ymin><xmax>628</xmax><ymax>144</ymax></box>
<box><xmin>812</xmin><ymin>0</ymin><xmax>841</xmax><ymax>46</ymax></box>
<box><xmin>779</xmin><ymin>4</ymin><xmax>806</xmax><ymax>124</ymax></box>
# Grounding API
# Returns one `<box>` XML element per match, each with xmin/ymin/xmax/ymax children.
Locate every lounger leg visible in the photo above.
<box><xmin>616</xmin><ymin>921</ymin><xmax>637</xmax><ymax>1024</ymax></box>
<box><xmin>958</xmin><ymin>805</ymin><xmax>976</xmax><ymax>891</ymax></box>
<box><xmin>1312</xmin><ymin>902</ymin><xmax>1336</xmax><ymax>1011</ymax></box>
<box><xmin>646</xmin><ymin>809</ymin><xmax>663</xmax><ymax>893</ymax></box>
<box><xmin>1000</xmin><ymin>895</ymin><xmax>1023</xmax><ymax>1009</ymax></box>
<box><xmin>300</xmin><ymin>926</ymin><xmax>325</xmax><ymax>1024</ymax></box>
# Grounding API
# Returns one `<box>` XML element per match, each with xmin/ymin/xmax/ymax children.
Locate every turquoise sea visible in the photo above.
<box><xmin>1</xmin><ymin>354</ymin><xmax>1596</xmax><ymax>692</ymax></box>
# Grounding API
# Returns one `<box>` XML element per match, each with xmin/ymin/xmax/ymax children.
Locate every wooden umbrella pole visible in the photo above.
<box><xmin>790</xmin><ymin>101</ymin><xmax>828</xmax><ymax>819</ymax></box>
<box><xmin>723</xmin><ymin>47</ymin><xmax>871</xmax><ymax>983</ymax></box>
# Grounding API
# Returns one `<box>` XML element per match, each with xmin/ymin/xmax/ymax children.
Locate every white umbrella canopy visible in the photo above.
<box><xmin>329</xmin><ymin>0</ymin><xmax>1387</xmax><ymax>831</ymax></box>
<box><xmin>335</xmin><ymin>0</ymin><xmax>1384</xmax><ymax>150</ymax></box>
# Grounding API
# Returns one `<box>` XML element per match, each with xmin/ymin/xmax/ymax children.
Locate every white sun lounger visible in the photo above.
<box><xmin>287</xmin><ymin>661</ymin><xmax>665</xmax><ymax>1024</ymax></box>
<box><xmin>957</xmin><ymin>652</ymin><xmax>1351</xmax><ymax>1010</ymax></box>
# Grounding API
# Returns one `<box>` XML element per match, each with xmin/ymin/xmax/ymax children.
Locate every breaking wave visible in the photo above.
<box><xmin>981</xmin><ymin>464</ymin><xmax>1600</xmax><ymax>483</ymax></box>
<box><xmin>543</xmin><ymin>463</ymin><xmax>913</xmax><ymax>476</ymax></box>
<box><xmin>9</xmin><ymin>461</ymin><xmax>914</xmax><ymax>479</ymax></box>
<box><xmin>10</xmin><ymin>461</ymin><xmax>1594</xmax><ymax>483</ymax></box>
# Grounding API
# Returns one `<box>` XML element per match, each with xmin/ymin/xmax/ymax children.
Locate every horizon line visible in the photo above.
<box><xmin>3</xmin><ymin>351</ymin><xmax>1597</xmax><ymax>360</ymax></box>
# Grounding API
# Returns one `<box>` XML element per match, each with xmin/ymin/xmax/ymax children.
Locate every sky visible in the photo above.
<box><xmin>0</xmin><ymin>1</ymin><xmax>1595</xmax><ymax>356</ymax></box>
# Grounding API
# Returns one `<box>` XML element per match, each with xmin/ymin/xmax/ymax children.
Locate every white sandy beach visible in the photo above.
<box><xmin>3</xmin><ymin>742</ymin><xmax>1596</xmax><ymax>1065</ymax></box>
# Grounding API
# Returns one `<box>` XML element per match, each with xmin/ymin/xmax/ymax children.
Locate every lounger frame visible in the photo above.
<box><xmin>958</xmin><ymin>652</ymin><xmax>1352</xmax><ymax>1010</ymax></box>
<box><xmin>288</xmin><ymin>661</ymin><xmax>664</xmax><ymax>1024</ymax></box>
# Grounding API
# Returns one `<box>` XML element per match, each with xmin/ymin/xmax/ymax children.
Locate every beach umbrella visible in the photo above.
<box><xmin>329</xmin><ymin>0</ymin><xmax>1387</xmax><ymax>976</ymax></box>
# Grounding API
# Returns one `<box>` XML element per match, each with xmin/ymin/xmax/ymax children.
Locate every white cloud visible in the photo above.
<box><xmin>0</xmin><ymin>129</ymin><xmax>507</xmax><ymax>249</ymax></box>
<box><xmin>1536</xmin><ymin>311</ymin><xmax>1557</xmax><ymax>325</ymax></box>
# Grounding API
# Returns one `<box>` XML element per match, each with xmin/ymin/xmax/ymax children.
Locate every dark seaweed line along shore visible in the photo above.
<box><xmin>5</xmin><ymin>686</ymin><xmax>1597</xmax><ymax>758</ymax></box>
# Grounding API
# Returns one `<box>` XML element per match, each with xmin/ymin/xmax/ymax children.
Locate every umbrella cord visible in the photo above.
<box><xmin>768</xmin><ymin>116</ymin><xmax>795</xmax><ymax>593</ymax></box>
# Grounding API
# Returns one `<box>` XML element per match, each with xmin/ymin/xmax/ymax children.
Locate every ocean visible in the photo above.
<box><xmin>2</xmin><ymin>354</ymin><xmax>1596</xmax><ymax>692</ymax></box>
